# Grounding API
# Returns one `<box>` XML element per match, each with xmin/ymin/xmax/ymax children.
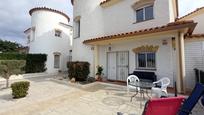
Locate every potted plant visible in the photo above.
<box><xmin>95</xmin><ymin>65</ymin><xmax>103</xmax><ymax>81</ymax></box>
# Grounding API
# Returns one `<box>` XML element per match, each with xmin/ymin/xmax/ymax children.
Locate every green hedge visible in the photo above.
<box><xmin>0</xmin><ymin>53</ymin><xmax>47</xmax><ymax>73</ymax></box>
<box><xmin>25</xmin><ymin>54</ymin><xmax>47</xmax><ymax>73</ymax></box>
<box><xmin>0</xmin><ymin>53</ymin><xmax>26</xmax><ymax>60</ymax></box>
<box><xmin>67</xmin><ymin>61</ymin><xmax>90</xmax><ymax>81</ymax></box>
<box><xmin>11</xmin><ymin>81</ymin><xmax>30</xmax><ymax>99</ymax></box>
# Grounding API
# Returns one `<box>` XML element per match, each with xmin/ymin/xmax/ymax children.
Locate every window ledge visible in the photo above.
<box><xmin>136</xmin><ymin>68</ymin><xmax>156</xmax><ymax>71</ymax></box>
<box><xmin>133</xmin><ymin>18</ymin><xmax>154</xmax><ymax>24</ymax></box>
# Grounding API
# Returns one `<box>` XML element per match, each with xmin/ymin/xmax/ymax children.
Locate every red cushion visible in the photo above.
<box><xmin>144</xmin><ymin>97</ymin><xmax>185</xmax><ymax>115</ymax></box>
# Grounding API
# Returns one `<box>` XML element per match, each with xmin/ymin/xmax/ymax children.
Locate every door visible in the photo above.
<box><xmin>117</xmin><ymin>51</ymin><xmax>129</xmax><ymax>81</ymax></box>
<box><xmin>107</xmin><ymin>52</ymin><xmax>117</xmax><ymax>80</ymax></box>
<box><xmin>107</xmin><ymin>51</ymin><xmax>129</xmax><ymax>81</ymax></box>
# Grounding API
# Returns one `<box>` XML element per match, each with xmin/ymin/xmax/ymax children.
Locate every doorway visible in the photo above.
<box><xmin>107</xmin><ymin>51</ymin><xmax>129</xmax><ymax>81</ymax></box>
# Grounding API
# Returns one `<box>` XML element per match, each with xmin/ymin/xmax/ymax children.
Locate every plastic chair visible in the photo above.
<box><xmin>151</xmin><ymin>77</ymin><xmax>170</xmax><ymax>98</ymax></box>
<box><xmin>127</xmin><ymin>75</ymin><xmax>140</xmax><ymax>94</ymax></box>
<box><xmin>142</xmin><ymin>96</ymin><xmax>185</xmax><ymax>115</ymax></box>
<box><xmin>143</xmin><ymin>83</ymin><xmax>204</xmax><ymax>115</ymax></box>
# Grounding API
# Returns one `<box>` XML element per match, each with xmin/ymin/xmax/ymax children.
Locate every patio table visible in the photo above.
<box><xmin>129</xmin><ymin>81</ymin><xmax>153</xmax><ymax>108</ymax></box>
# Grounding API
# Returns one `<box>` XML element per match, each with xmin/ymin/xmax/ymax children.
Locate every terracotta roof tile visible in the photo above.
<box><xmin>29</xmin><ymin>7</ymin><xmax>70</xmax><ymax>22</ymax></box>
<box><xmin>177</xmin><ymin>6</ymin><xmax>204</xmax><ymax>20</ymax></box>
<box><xmin>83</xmin><ymin>20</ymin><xmax>197</xmax><ymax>44</ymax></box>
<box><xmin>100</xmin><ymin>0</ymin><xmax>112</xmax><ymax>5</ymax></box>
<box><xmin>186</xmin><ymin>34</ymin><xmax>204</xmax><ymax>39</ymax></box>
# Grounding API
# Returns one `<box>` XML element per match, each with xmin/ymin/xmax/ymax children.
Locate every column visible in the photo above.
<box><xmin>94</xmin><ymin>45</ymin><xmax>99</xmax><ymax>75</ymax></box>
<box><xmin>175</xmin><ymin>32</ymin><xmax>186</xmax><ymax>93</ymax></box>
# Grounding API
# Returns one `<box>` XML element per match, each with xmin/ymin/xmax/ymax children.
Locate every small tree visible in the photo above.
<box><xmin>0</xmin><ymin>60</ymin><xmax>25</xmax><ymax>88</ymax></box>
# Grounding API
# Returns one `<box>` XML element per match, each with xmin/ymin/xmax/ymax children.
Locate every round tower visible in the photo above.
<box><xmin>25</xmin><ymin>7</ymin><xmax>73</xmax><ymax>74</ymax></box>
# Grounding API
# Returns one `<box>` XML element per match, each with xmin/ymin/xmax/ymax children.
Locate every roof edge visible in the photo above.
<box><xmin>177</xmin><ymin>6</ymin><xmax>204</xmax><ymax>21</ymax></box>
<box><xmin>83</xmin><ymin>20</ymin><xmax>197</xmax><ymax>44</ymax></box>
<box><xmin>24</xmin><ymin>28</ymin><xmax>31</xmax><ymax>33</ymax></box>
<box><xmin>29</xmin><ymin>7</ymin><xmax>70</xmax><ymax>22</ymax></box>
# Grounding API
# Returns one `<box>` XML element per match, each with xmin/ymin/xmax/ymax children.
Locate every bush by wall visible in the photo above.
<box><xmin>0</xmin><ymin>53</ymin><xmax>47</xmax><ymax>73</ymax></box>
<box><xmin>67</xmin><ymin>61</ymin><xmax>90</xmax><ymax>81</ymax></box>
<box><xmin>25</xmin><ymin>54</ymin><xmax>47</xmax><ymax>73</ymax></box>
<box><xmin>11</xmin><ymin>81</ymin><xmax>30</xmax><ymax>99</ymax></box>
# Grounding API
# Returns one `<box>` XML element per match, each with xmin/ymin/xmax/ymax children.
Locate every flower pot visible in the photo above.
<box><xmin>95</xmin><ymin>75</ymin><xmax>102</xmax><ymax>81</ymax></box>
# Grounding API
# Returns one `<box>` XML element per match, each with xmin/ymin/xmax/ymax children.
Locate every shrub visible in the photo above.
<box><xmin>0</xmin><ymin>53</ymin><xmax>47</xmax><ymax>73</ymax></box>
<box><xmin>25</xmin><ymin>54</ymin><xmax>47</xmax><ymax>73</ymax></box>
<box><xmin>11</xmin><ymin>81</ymin><xmax>30</xmax><ymax>99</ymax></box>
<box><xmin>0</xmin><ymin>60</ymin><xmax>26</xmax><ymax>88</ymax></box>
<box><xmin>87</xmin><ymin>77</ymin><xmax>96</xmax><ymax>83</ymax></box>
<box><xmin>67</xmin><ymin>61</ymin><xmax>90</xmax><ymax>81</ymax></box>
<box><xmin>0</xmin><ymin>53</ymin><xmax>26</xmax><ymax>60</ymax></box>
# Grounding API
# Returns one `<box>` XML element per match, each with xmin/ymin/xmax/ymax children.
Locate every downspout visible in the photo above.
<box><xmin>175</xmin><ymin>0</ymin><xmax>179</xmax><ymax>18</ymax></box>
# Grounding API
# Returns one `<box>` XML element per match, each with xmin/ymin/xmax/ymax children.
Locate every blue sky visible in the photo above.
<box><xmin>0</xmin><ymin>0</ymin><xmax>204</xmax><ymax>45</ymax></box>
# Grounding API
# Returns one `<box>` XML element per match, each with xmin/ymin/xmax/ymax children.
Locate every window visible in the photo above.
<box><xmin>145</xmin><ymin>6</ymin><xmax>154</xmax><ymax>20</ymax></box>
<box><xmin>136</xmin><ymin>52</ymin><xmax>156</xmax><ymax>69</ymax></box>
<box><xmin>27</xmin><ymin>35</ymin><xmax>30</xmax><ymax>43</ymax></box>
<box><xmin>68</xmin><ymin>50</ymin><xmax>72</xmax><ymax>62</ymax></box>
<box><xmin>54</xmin><ymin>54</ymin><xmax>60</xmax><ymax>68</ymax></box>
<box><xmin>74</xmin><ymin>20</ymin><xmax>80</xmax><ymax>38</ymax></box>
<box><xmin>55</xmin><ymin>30</ymin><xmax>62</xmax><ymax>37</ymax></box>
<box><xmin>32</xmin><ymin>27</ymin><xmax>35</xmax><ymax>41</ymax></box>
<box><xmin>136</xmin><ymin>5</ymin><xmax>154</xmax><ymax>22</ymax></box>
<box><xmin>136</xmin><ymin>9</ymin><xmax>144</xmax><ymax>22</ymax></box>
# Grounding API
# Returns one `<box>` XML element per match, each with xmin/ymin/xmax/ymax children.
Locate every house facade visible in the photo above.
<box><xmin>25</xmin><ymin>7</ymin><xmax>73</xmax><ymax>73</ymax></box>
<box><xmin>71</xmin><ymin>0</ymin><xmax>204</xmax><ymax>93</ymax></box>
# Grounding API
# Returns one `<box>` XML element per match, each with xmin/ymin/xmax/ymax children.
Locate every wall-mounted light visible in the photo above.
<box><xmin>91</xmin><ymin>46</ymin><xmax>94</xmax><ymax>50</ymax></box>
<box><xmin>162</xmin><ymin>39</ymin><xmax>168</xmax><ymax>45</ymax></box>
<box><xmin>108</xmin><ymin>43</ymin><xmax>111</xmax><ymax>51</ymax></box>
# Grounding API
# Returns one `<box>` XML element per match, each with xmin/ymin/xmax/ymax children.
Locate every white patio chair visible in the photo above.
<box><xmin>151</xmin><ymin>77</ymin><xmax>170</xmax><ymax>98</ymax></box>
<box><xmin>127</xmin><ymin>75</ymin><xmax>140</xmax><ymax>94</ymax></box>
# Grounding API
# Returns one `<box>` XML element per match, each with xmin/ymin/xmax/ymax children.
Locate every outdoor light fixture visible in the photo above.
<box><xmin>91</xmin><ymin>46</ymin><xmax>94</xmax><ymax>50</ymax></box>
<box><xmin>108</xmin><ymin>43</ymin><xmax>112</xmax><ymax>51</ymax></box>
<box><xmin>162</xmin><ymin>39</ymin><xmax>168</xmax><ymax>45</ymax></box>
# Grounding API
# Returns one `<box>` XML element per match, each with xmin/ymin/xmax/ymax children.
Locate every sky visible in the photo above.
<box><xmin>0</xmin><ymin>0</ymin><xmax>204</xmax><ymax>46</ymax></box>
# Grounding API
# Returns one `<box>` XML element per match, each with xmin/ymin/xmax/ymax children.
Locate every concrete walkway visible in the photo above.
<box><xmin>0</xmin><ymin>76</ymin><xmax>144</xmax><ymax>115</ymax></box>
<box><xmin>0</xmin><ymin>76</ymin><xmax>203</xmax><ymax>115</ymax></box>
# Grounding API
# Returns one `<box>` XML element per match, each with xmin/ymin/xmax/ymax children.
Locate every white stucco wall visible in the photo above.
<box><xmin>103</xmin><ymin>0</ymin><xmax>175</xmax><ymax>35</ymax></box>
<box><xmin>72</xmin><ymin>0</ymin><xmax>177</xmax><ymax>77</ymax></box>
<box><xmin>181</xmin><ymin>13</ymin><xmax>204</xmax><ymax>34</ymax></box>
<box><xmin>98</xmin><ymin>36</ymin><xmax>175</xmax><ymax>87</ymax></box>
<box><xmin>185</xmin><ymin>41</ymin><xmax>204</xmax><ymax>89</ymax></box>
<box><xmin>28</xmin><ymin>10</ymin><xmax>72</xmax><ymax>73</ymax></box>
<box><xmin>180</xmin><ymin>11</ymin><xmax>204</xmax><ymax>89</ymax></box>
<box><xmin>72</xmin><ymin>0</ymin><xmax>105</xmax><ymax>76</ymax></box>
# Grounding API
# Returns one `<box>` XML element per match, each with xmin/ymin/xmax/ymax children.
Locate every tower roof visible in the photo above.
<box><xmin>29</xmin><ymin>7</ymin><xmax>70</xmax><ymax>22</ymax></box>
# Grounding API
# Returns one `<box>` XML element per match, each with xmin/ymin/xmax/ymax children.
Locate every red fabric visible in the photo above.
<box><xmin>144</xmin><ymin>97</ymin><xmax>185</xmax><ymax>115</ymax></box>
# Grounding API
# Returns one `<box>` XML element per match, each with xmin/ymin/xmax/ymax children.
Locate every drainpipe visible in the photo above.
<box><xmin>175</xmin><ymin>0</ymin><xmax>179</xmax><ymax>18</ymax></box>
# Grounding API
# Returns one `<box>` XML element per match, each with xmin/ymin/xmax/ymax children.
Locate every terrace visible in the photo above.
<box><xmin>0</xmin><ymin>75</ymin><xmax>203</xmax><ymax>115</ymax></box>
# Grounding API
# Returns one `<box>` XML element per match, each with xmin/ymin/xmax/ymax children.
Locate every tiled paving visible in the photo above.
<box><xmin>0</xmin><ymin>76</ymin><xmax>203</xmax><ymax>115</ymax></box>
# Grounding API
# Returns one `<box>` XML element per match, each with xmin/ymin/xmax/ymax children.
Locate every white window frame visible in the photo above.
<box><xmin>136</xmin><ymin>52</ymin><xmax>156</xmax><ymax>70</ymax></box>
<box><xmin>55</xmin><ymin>30</ymin><xmax>62</xmax><ymax>38</ymax></box>
<box><xmin>54</xmin><ymin>54</ymin><xmax>60</xmax><ymax>69</ymax></box>
<box><xmin>27</xmin><ymin>35</ymin><xmax>30</xmax><ymax>44</ymax></box>
<box><xmin>74</xmin><ymin>20</ymin><xmax>80</xmax><ymax>38</ymax></box>
<box><xmin>136</xmin><ymin>5</ymin><xmax>154</xmax><ymax>22</ymax></box>
<box><xmin>31</xmin><ymin>27</ymin><xmax>35</xmax><ymax>42</ymax></box>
